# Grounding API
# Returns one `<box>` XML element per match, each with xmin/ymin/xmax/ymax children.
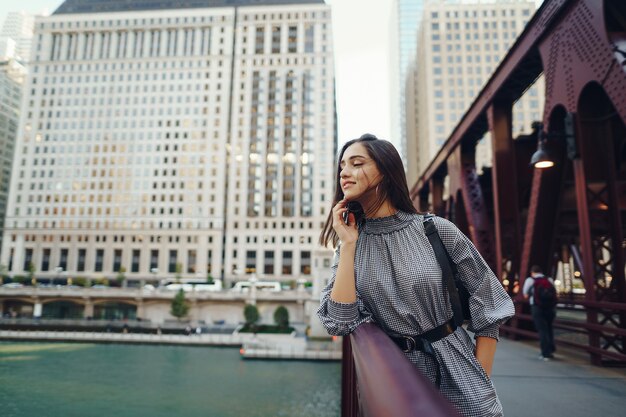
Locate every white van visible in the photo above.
<box><xmin>165</xmin><ymin>281</ymin><xmax>223</xmax><ymax>292</ymax></box>
<box><xmin>231</xmin><ymin>281</ymin><xmax>281</xmax><ymax>292</ymax></box>
<box><xmin>164</xmin><ymin>283</ymin><xmax>194</xmax><ymax>292</ymax></box>
<box><xmin>193</xmin><ymin>281</ymin><xmax>223</xmax><ymax>292</ymax></box>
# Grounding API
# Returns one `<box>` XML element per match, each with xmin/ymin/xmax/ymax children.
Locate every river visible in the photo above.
<box><xmin>0</xmin><ymin>342</ymin><xmax>341</xmax><ymax>417</ymax></box>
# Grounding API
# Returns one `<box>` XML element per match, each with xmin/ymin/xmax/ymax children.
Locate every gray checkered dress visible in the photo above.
<box><xmin>317</xmin><ymin>212</ymin><xmax>514</xmax><ymax>417</ymax></box>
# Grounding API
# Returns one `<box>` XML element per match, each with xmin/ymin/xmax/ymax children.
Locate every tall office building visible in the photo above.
<box><xmin>0</xmin><ymin>0</ymin><xmax>336</xmax><ymax>286</ymax></box>
<box><xmin>412</xmin><ymin>0</ymin><xmax>544</xmax><ymax>177</ymax></box>
<box><xmin>389</xmin><ymin>0</ymin><xmax>425</xmax><ymax>173</ymax></box>
<box><xmin>0</xmin><ymin>11</ymin><xmax>37</xmax><ymax>62</ymax></box>
<box><xmin>0</xmin><ymin>59</ymin><xmax>26</xmax><ymax>255</ymax></box>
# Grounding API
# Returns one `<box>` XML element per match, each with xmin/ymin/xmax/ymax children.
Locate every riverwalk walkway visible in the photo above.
<box><xmin>0</xmin><ymin>329</ymin><xmax>343</xmax><ymax>360</ymax></box>
<box><xmin>492</xmin><ymin>337</ymin><xmax>626</xmax><ymax>417</ymax></box>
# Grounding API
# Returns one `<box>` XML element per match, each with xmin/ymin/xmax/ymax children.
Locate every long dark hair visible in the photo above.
<box><xmin>319</xmin><ymin>134</ymin><xmax>418</xmax><ymax>247</ymax></box>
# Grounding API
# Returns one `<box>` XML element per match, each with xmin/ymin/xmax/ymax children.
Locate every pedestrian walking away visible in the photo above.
<box><xmin>317</xmin><ymin>134</ymin><xmax>515</xmax><ymax>417</ymax></box>
<box><xmin>523</xmin><ymin>265</ymin><xmax>557</xmax><ymax>360</ymax></box>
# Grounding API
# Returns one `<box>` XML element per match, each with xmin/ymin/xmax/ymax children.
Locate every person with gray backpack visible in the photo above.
<box><xmin>523</xmin><ymin>265</ymin><xmax>557</xmax><ymax>360</ymax></box>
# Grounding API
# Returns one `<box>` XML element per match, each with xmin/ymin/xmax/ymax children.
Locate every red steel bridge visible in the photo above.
<box><xmin>342</xmin><ymin>1</ymin><xmax>625</xmax><ymax>416</ymax></box>
<box><xmin>410</xmin><ymin>0</ymin><xmax>625</xmax><ymax>367</ymax></box>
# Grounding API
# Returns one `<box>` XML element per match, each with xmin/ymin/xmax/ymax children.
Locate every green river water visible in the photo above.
<box><xmin>0</xmin><ymin>342</ymin><xmax>341</xmax><ymax>417</ymax></box>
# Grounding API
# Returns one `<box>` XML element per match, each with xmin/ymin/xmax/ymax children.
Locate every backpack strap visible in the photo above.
<box><xmin>423</xmin><ymin>214</ymin><xmax>465</xmax><ymax>327</ymax></box>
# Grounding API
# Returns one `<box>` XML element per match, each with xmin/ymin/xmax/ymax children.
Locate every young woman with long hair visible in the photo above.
<box><xmin>317</xmin><ymin>134</ymin><xmax>514</xmax><ymax>417</ymax></box>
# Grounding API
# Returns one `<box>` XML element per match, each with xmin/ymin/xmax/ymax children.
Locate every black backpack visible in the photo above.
<box><xmin>532</xmin><ymin>276</ymin><xmax>558</xmax><ymax>308</ymax></box>
<box><xmin>423</xmin><ymin>215</ymin><xmax>471</xmax><ymax>326</ymax></box>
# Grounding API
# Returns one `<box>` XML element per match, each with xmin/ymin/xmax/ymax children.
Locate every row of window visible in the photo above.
<box><xmin>11</xmin><ymin>247</ymin><xmax>313</xmax><ymax>276</ymax></box>
<box><xmin>42</xmin><ymin>11</ymin><xmax>327</xmax><ymax>30</ymax></box>
<box><xmin>46</xmin><ymin>22</ymin><xmax>318</xmax><ymax>62</ymax></box>
<box><xmin>430</xmin><ymin>8</ymin><xmax>532</xmax><ymax>19</ymax></box>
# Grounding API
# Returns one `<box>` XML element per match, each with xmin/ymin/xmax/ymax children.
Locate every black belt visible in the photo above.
<box><xmin>388</xmin><ymin>319</ymin><xmax>457</xmax><ymax>387</ymax></box>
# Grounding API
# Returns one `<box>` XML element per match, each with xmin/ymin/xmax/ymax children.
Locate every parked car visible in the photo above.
<box><xmin>1</xmin><ymin>282</ymin><xmax>24</xmax><ymax>288</ymax></box>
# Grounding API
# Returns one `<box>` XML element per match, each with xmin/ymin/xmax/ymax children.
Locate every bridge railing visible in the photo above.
<box><xmin>501</xmin><ymin>300</ymin><xmax>626</xmax><ymax>365</ymax></box>
<box><xmin>341</xmin><ymin>322</ymin><xmax>461</xmax><ymax>417</ymax></box>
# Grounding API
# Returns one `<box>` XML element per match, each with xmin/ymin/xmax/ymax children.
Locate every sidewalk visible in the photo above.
<box><xmin>492</xmin><ymin>336</ymin><xmax>626</xmax><ymax>417</ymax></box>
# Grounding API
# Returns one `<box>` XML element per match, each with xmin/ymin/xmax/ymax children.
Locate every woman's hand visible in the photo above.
<box><xmin>332</xmin><ymin>199</ymin><xmax>358</xmax><ymax>244</ymax></box>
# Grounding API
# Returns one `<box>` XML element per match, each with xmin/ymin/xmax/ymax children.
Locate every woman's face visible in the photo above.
<box><xmin>339</xmin><ymin>142</ymin><xmax>383</xmax><ymax>202</ymax></box>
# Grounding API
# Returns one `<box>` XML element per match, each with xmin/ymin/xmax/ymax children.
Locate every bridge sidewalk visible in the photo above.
<box><xmin>492</xmin><ymin>336</ymin><xmax>626</xmax><ymax>417</ymax></box>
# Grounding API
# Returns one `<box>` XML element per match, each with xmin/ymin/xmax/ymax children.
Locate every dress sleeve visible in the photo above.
<box><xmin>433</xmin><ymin>217</ymin><xmax>515</xmax><ymax>340</ymax></box>
<box><xmin>316</xmin><ymin>246</ymin><xmax>373</xmax><ymax>336</ymax></box>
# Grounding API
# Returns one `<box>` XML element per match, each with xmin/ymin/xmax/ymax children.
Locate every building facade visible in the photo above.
<box><xmin>389</xmin><ymin>0</ymin><xmax>425</xmax><ymax>175</ymax></box>
<box><xmin>0</xmin><ymin>11</ymin><xmax>37</xmax><ymax>62</ymax></box>
<box><xmin>0</xmin><ymin>0</ymin><xmax>336</xmax><ymax>287</ymax></box>
<box><xmin>0</xmin><ymin>59</ymin><xmax>26</xmax><ymax>256</ymax></box>
<box><xmin>412</xmin><ymin>0</ymin><xmax>544</xmax><ymax>177</ymax></box>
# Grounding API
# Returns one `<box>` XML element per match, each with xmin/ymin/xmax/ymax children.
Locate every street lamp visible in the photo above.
<box><xmin>54</xmin><ymin>266</ymin><xmax>64</xmax><ymax>285</ymax></box>
<box><xmin>248</xmin><ymin>273</ymin><xmax>258</xmax><ymax>306</ymax></box>
<box><xmin>150</xmin><ymin>267</ymin><xmax>160</xmax><ymax>287</ymax></box>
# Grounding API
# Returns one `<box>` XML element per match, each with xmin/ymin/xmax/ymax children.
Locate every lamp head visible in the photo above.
<box><xmin>530</xmin><ymin>130</ymin><xmax>555</xmax><ymax>169</ymax></box>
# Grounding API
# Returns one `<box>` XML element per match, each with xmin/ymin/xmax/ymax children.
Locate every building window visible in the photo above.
<box><xmin>131</xmin><ymin>249</ymin><xmax>140</xmax><ymax>273</ymax></box>
<box><xmin>255</xmin><ymin>27</ymin><xmax>264</xmax><ymax>54</ymax></box>
<box><xmin>271</xmin><ymin>26</ymin><xmax>281</xmax><ymax>53</ymax></box>
<box><xmin>77</xmin><ymin>249</ymin><xmax>86</xmax><ymax>272</ymax></box>
<box><xmin>59</xmin><ymin>248</ymin><xmax>68</xmax><ymax>271</ymax></box>
<box><xmin>41</xmin><ymin>248</ymin><xmax>51</xmax><ymax>272</ymax></box>
<box><xmin>187</xmin><ymin>250</ymin><xmax>197</xmax><ymax>273</ymax></box>
<box><xmin>95</xmin><ymin>249</ymin><xmax>104</xmax><ymax>272</ymax></box>
<box><xmin>264</xmin><ymin>250</ymin><xmax>274</xmax><ymax>274</ymax></box>
<box><xmin>246</xmin><ymin>250</ymin><xmax>256</xmax><ymax>274</ymax></box>
<box><xmin>301</xmin><ymin>251</ymin><xmax>311</xmax><ymax>275</ymax></box>
<box><xmin>168</xmin><ymin>250</ymin><xmax>178</xmax><ymax>273</ymax></box>
<box><xmin>288</xmin><ymin>25</ymin><xmax>297</xmax><ymax>53</ymax></box>
<box><xmin>207</xmin><ymin>249</ymin><xmax>213</xmax><ymax>274</ymax></box>
<box><xmin>113</xmin><ymin>249</ymin><xmax>122</xmax><ymax>272</ymax></box>
<box><xmin>23</xmin><ymin>248</ymin><xmax>34</xmax><ymax>272</ymax></box>
<box><xmin>282</xmin><ymin>251</ymin><xmax>292</xmax><ymax>275</ymax></box>
<box><xmin>304</xmin><ymin>24</ymin><xmax>314</xmax><ymax>53</ymax></box>
<box><xmin>150</xmin><ymin>249</ymin><xmax>159</xmax><ymax>271</ymax></box>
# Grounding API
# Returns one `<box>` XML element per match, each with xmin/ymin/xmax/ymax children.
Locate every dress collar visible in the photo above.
<box><xmin>361</xmin><ymin>211</ymin><xmax>417</xmax><ymax>235</ymax></box>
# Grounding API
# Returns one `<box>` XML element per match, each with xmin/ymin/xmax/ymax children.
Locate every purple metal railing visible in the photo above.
<box><xmin>341</xmin><ymin>322</ymin><xmax>462</xmax><ymax>417</ymax></box>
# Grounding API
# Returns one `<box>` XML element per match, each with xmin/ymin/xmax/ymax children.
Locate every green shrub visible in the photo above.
<box><xmin>170</xmin><ymin>289</ymin><xmax>189</xmax><ymax>321</ymax></box>
<box><xmin>244</xmin><ymin>304</ymin><xmax>260</xmax><ymax>329</ymax></box>
<box><xmin>274</xmin><ymin>305</ymin><xmax>289</xmax><ymax>329</ymax></box>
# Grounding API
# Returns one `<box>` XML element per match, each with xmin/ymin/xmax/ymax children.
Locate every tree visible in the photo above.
<box><xmin>116</xmin><ymin>266</ymin><xmax>127</xmax><ymax>287</ymax></box>
<box><xmin>0</xmin><ymin>263</ymin><xmax>7</xmax><ymax>284</ymax></box>
<box><xmin>175</xmin><ymin>262</ymin><xmax>183</xmax><ymax>283</ymax></box>
<box><xmin>244</xmin><ymin>304</ymin><xmax>260</xmax><ymax>331</ymax></box>
<box><xmin>170</xmin><ymin>289</ymin><xmax>189</xmax><ymax>321</ymax></box>
<box><xmin>206</xmin><ymin>273</ymin><xmax>214</xmax><ymax>285</ymax></box>
<box><xmin>27</xmin><ymin>262</ymin><xmax>36</xmax><ymax>285</ymax></box>
<box><xmin>273</xmin><ymin>306</ymin><xmax>290</xmax><ymax>329</ymax></box>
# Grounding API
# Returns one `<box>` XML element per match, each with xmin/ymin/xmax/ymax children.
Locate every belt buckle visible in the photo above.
<box><xmin>402</xmin><ymin>336</ymin><xmax>416</xmax><ymax>353</ymax></box>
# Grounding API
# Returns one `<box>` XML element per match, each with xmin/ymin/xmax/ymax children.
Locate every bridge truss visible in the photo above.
<box><xmin>410</xmin><ymin>0</ymin><xmax>626</xmax><ymax>365</ymax></box>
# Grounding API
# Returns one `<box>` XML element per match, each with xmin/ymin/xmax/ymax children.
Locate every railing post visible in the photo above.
<box><xmin>341</xmin><ymin>336</ymin><xmax>359</xmax><ymax>417</ymax></box>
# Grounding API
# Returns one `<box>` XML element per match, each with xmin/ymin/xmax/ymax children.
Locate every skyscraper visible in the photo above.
<box><xmin>0</xmin><ymin>11</ymin><xmax>37</xmax><ymax>62</ymax></box>
<box><xmin>0</xmin><ymin>59</ymin><xmax>26</xmax><ymax>255</ymax></box>
<box><xmin>0</xmin><ymin>0</ymin><xmax>336</xmax><ymax>286</ymax></box>
<box><xmin>412</xmin><ymin>0</ymin><xmax>544</xmax><ymax>177</ymax></box>
<box><xmin>389</xmin><ymin>0</ymin><xmax>425</xmax><ymax>172</ymax></box>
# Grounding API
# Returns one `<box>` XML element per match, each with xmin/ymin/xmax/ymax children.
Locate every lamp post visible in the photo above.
<box><xmin>54</xmin><ymin>266</ymin><xmax>63</xmax><ymax>286</ymax></box>
<box><xmin>150</xmin><ymin>267</ymin><xmax>160</xmax><ymax>287</ymax></box>
<box><xmin>248</xmin><ymin>273</ymin><xmax>258</xmax><ymax>306</ymax></box>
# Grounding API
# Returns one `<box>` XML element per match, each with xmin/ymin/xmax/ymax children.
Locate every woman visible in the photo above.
<box><xmin>317</xmin><ymin>134</ymin><xmax>514</xmax><ymax>417</ymax></box>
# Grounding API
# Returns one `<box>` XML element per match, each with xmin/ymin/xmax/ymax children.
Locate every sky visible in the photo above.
<box><xmin>0</xmin><ymin>0</ymin><xmax>394</xmax><ymax>145</ymax></box>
